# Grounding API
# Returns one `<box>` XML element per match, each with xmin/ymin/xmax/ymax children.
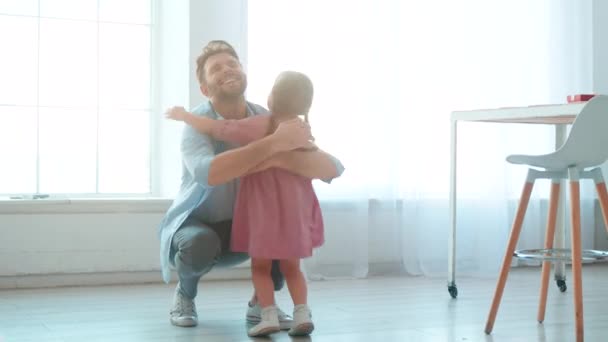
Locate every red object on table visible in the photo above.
<box><xmin>567</xmin><ymin>94</ymin><xmax>595</xmax><ymax>103</ymax></box>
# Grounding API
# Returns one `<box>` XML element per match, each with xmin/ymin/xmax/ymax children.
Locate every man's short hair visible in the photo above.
<box><xmin>196</xmin><ymin>40</ymin><xmax>239</xmax><ymax>85</ymax></box>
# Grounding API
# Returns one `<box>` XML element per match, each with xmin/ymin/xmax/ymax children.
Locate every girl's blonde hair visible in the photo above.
<box><xmin>270</xmin><ymin>71</ymin><xmax>314</xmax><ymax>123</ymax></box>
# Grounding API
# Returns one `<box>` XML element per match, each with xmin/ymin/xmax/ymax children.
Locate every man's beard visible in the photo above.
<box><xmin>211</xmin><ymin>76</ymin><xmax>248</xmax><ymax>102</ymax></box>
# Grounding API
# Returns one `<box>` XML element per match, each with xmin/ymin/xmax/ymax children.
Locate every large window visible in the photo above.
<box><xmin>0</xmin><ymin>0</ymin><xmax>152</xmax><ymax>196</ymax></box>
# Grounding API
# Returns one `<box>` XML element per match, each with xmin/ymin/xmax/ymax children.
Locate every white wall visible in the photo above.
<box><xmin>593</xmin><ymin>0</ymin><xmax>608</xmax><ymax>94</ymax></box>
<box><xmin>0</xmin><ymin>209</ymin><xmax>163</xmax><ymax>275</ymax></box>
<box><xmin>0</xmin><ymin>199</ymin><xmax>257</xmax><ymax>289</ymax></box>
<box><xmin>156</xmin><ymin>0</ymin><xmax>248</xmax><ymax>197</ymax></box>
<box><xmin>0</xmin><ymin>199</ymin><xmax>402</xmax><ymax>289</ymax></box>
<box><xmin>187</xmin><ymin>0</ymin><xmax>248</xmax><ymax>108</ymax></box>
<box><xmin>155</xmin><ymin>0</ymin><xmax>189</xmax><ymax>196</ymax></box>
<box><xmin>593</xmin><ymin>0</ymin><xmax>608</xmax><ymax>177</ymax></box>
<box><xmin>0</xmin><ymin>200</ymin><xmax>169</xmax><ymax>288</ymax></box>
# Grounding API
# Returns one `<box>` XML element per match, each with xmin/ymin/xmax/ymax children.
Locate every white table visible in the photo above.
<box><xmin>448</xmin><ymin>102</ymin><xmax>587</xmax><ymax>298</ymax></box>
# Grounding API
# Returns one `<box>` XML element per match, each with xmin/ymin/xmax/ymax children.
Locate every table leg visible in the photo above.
<box><xmin>554</xmin><ymin>124</ymin><xmax>567</xmax><ymax>292</ymax></box>
<box><xmin>448</xmin><ymin>119</ymin><xmax>458</xmax><ymax>298</ymax></box>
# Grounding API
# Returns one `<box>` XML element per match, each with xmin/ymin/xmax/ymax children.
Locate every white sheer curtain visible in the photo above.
<box><xmin>247</xmin><ymin>0</ymin><xmax>595</xmax><ymax>279</ymax></box>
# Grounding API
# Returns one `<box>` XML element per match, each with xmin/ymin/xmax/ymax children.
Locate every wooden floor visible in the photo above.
<box><xmin>2</xmin><ymin>265</ymin><xmax>608</xmax><ymax>342</ymax></box>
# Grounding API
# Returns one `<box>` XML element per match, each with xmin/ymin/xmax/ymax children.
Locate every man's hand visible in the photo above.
<box><xmin>165</xmin><ymin>106</ymin><xmax>188</xmax><ymax>121</ymax></box>
<box><xmin>270</xmin><ymin>118</ymin><xmax>312</xmax><ymax>152</ymax></box>
<box><xmin>296</xmin><ymin>141</ymin><xmax>319</xmax><ymax>151</ymax></box>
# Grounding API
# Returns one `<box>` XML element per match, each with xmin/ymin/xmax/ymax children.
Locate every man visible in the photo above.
<box><xmin>158</xmin><ymin>40</ymin><xmax>344</xmax><ymax>329</ymax></box>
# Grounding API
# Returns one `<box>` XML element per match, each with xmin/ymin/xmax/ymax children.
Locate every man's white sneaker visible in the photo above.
<box><xmin>288</xmin><ymin>304</ymin><xmax>314</xmax><ymax>336</ymax></box>
<box><xmin>246</xmin><ymin>302</ymin><xmax>293</xmax><ymax>330</ymax></box>
<box><xmin>247</xmin><ymin>305</ymin><xmax>281</xmax><ymax>337</ymax></box>
<box><xmin>169</xmin><ymin>284</ymin><xmax>198</xmax><ymax>327</ymax></box>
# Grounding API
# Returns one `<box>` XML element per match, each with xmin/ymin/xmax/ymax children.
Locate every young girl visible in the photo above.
<box><xmin>166</xmin><ymin>71</ymin><xmax>322</xmax><ymax>337</ymax></box>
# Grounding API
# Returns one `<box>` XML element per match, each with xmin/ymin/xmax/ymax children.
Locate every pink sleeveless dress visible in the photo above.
<box><xmin>212</xmin><ymin>115</ymin><xmax>324</xmax><ymax>259</ymax></box>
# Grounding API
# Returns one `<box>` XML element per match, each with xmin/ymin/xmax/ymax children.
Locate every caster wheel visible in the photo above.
<box><xmin>556</xmin><ymin>279</ymin><xmax>567</xmax><ymax>292</ymax></box>
<box><xmin>448</xmin><ymin>285</ymin><xmax>458</xmax><ymax>298</ymax></box>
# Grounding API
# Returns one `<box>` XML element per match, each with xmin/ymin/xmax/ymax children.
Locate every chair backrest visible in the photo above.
<box><xmin>558</xmin><ymin>95</ymin><xmax>608</xmax><ymax>168</ymax></box>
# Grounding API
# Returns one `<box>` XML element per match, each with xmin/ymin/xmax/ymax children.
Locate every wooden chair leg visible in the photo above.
<box><xmin>485</xmin><ymin>180</ymin><xmax>535</xmax><ymax>334</ymax></box>
<box><xmin>594</xmin><ymin>180</ymin><xmax>608</xmax><ymax>234</ymax></box>
<box><xmin>538</xmin><ymin>181</ymin><xmax>560</xmax><ymax>323</ymax></box>
<box><xmin>569</xmin><ymin>176</ymin><xmax>584</xmax><ymax>342</ymax></box>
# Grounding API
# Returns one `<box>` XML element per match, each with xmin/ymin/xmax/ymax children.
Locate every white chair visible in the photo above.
<box><xmin>484</xmin><ymin>95</ymin><xmax>608</xmax><ymax>342</ymax></box>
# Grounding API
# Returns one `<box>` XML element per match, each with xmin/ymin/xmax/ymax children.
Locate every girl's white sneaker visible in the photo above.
<box><xmin>288</xmin><ymin>304</ymin><xmax>314</xmax><ymax>336</ymax></box>
<box><xmin>247</xmin><ymin>305</ymin><xmax>281</xmax><ymax>337</ymax></box>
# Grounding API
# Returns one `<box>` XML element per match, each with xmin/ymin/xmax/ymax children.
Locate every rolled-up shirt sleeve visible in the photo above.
<box><xmin>181</xmin><ymin>124</ymin><xmax>215</xmax><ymax>188</ymax></box>
<box><xmin>322</xmin><ymin>154</ymin><xmax>345</xmax><ymax>184</ymax></box>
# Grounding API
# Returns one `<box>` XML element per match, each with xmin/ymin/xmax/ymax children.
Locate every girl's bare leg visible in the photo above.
<box><xmin>248</xmin><ymin>258</ymin><xmax>280</xmax><ymax>337</ymax></box>
<box><xmin>280</xmin><ymin>259</ymin><xmax>314</xmax><ymax>336</ymax></box>
<box><xmin>279</xmin><ymin>258</ymin><xmax>307</xmax><ymax>305</ymax></box>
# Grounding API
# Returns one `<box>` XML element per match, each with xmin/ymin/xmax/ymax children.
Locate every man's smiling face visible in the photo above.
<box><xmin>201</xmin><ymin>52</ymin><xmax>248</xmax><ymax>101</ymax></box>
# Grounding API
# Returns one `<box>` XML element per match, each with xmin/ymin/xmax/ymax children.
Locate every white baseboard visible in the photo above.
<box><xmin>0</xmin><ymin>267</ymin><xmax>251</xmax><ymax>290</ymax></box>
<box><xmin>0</xmin><ymin>263</ymin><xmax>407</xmax><ymax>290</ymax></box>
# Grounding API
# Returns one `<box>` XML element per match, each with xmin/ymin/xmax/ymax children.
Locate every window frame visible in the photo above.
<box><xmin>0</xmin><ymin>0</ymin><xmax>158</xmax><ymax>199</ymax></box>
